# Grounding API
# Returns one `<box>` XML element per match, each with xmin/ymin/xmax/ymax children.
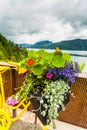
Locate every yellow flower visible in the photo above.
<box><xmin>18</xmin><ymin>68</ymin><xmax>26</xmax><ymax>74</ymax></box>
<box><xmin>55</xmin><ymin>47</ymin><xmax>61</xmax><ymax>52</ymax></box>
<box><xmin>37</xmin><ymin>75</ymin><xmax>42</xmax><ymax>79</ymax></box>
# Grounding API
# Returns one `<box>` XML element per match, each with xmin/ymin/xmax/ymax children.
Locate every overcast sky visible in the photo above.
<box><xmin>0</xmin><ymin>0</ymin><xmax>87</xmax><ymax>44</ymax></box>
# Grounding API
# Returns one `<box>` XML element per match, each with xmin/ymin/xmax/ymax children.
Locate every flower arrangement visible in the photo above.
<box><xmin>6</xmin><ymin>48</ymin><xmax>81</xmax><ymax>124</ymax></box>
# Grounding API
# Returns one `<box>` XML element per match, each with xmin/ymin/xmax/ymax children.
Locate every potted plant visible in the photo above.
<box><xmin>6</xmin><ymin>48</ymin><xmax>81</xmax><ymax>125</ymax></box>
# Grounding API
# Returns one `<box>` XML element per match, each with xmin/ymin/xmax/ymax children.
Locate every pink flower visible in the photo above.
<box><xmin>6</xmin><ymin>96</ymin><xmax>18</xmax><ymax>106</ymax></box>
<box><xmin>46</xmin><ymin>73</ymin><xmax>53</xmax><ymax>79</ymax></box>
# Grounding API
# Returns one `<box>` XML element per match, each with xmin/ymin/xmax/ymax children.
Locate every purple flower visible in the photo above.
<box><xmin>53</xmin><ymin>68</ymin><xmax>58</xmax><ymax>75</ymax></box>
<box><xmin>71</xmin><ymin>78</ymin><xmax>75</xmax><ymax>83</ymax></box>
<box><xmin>6</xmin><ymin>96</ymin><xmax>18</xmax><ymax>106</ymax></box>
<box><xmin>48</xmin><ymin>68</ymin><xmax>52</xmax><ymax>72</ymax></box>
<box><xmin>46</xmin><ymin>73</ymin><xmax>53</xmax><ymax>79</ymax></box>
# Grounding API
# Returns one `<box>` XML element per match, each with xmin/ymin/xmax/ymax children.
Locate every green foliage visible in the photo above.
<box><xmin>52</xmin><ymin>54</ymin><xmax>65</xmax><ymax>67</ymax></box>
<box><xmin>31</xmin><ymin>64</ymin><xmax>43</xmax><ymax>75</ymax></box>
<box><xmin>0</xmin><ymin>42</ymin><xmax>8</xmax><ymax>61</ymax></box>
<box><xmin>21</xmin><ymin>49</ymin><xmax>71</xmax><ymax>75</ymax></box>
<box><xmin>0</xmin><ymin>50</ymin><xmax>6</xmax><ymax>61</ymax></box>
<box><xmin>79</xmin><ymin>63</ymin><xmax>85</xmax><ymax>72</ymax></box>
<box><xmin>0</xmin><ymin>33</ymin><xmax>28</xmax><ymax>62</ymax></box>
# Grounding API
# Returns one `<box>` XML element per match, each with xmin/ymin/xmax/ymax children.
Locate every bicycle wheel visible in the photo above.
<box><xmin>0</xmin><ymin>109</ymin><xmax>12</xmax><ymax>130</ymax></box>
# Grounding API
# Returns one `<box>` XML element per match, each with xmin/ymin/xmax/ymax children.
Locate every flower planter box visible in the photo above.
<box><xmin>5</xmin><ymin>49</ymin><xmax>83</xmax><ymax>126</ymax></box>
<box><xmin>30</xmin><ymin>91</ymin><xmax>70</xmax><ymax>125</ymax></box>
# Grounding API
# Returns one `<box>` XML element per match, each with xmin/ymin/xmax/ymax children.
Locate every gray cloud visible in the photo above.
<box><xmin>52</xmin><ymin>0</ymin><xmax>87</xmax><ymax>29</ymax></box>
<box><xmin>0</xmin><ymin>0</ymin><xmax>87</xmax><ymax>44</ymax></box>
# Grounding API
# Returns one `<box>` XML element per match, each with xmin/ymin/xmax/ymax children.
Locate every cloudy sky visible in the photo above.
<box><xmin>0</xmin><ymin>0</ymin><xmax>87</xmax><ymax>44</ymax></box>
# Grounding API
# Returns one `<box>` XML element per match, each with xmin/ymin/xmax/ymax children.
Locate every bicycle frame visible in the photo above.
<box><xmin>0</xmin><ymin>66</ymin><xmax>31</xmax><ymax>130</ymax></box>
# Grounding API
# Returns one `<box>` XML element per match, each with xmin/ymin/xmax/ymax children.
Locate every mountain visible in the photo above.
<box><xmin>17</xmin><ymin>40</ymin><xmax>52</xmax><ymax>48</ymax></box>
<box><xmin>45</xmin><ymin>39</ymin><xmax>87</xmax><ymax>50</ymax></box>
<box><xmin>18</xmin><ymin>43</ymin><xmax>32</xmax><ymax>48</ymax></box>
<box><xmin>30</xmin><ymin>40</ymin><xmax>52</xmax><ymax>48</ymax></box>
<box><xmin>19</xmin><ymin>39</ymin><xmax>87</xmax><ymax>50</ymax></box>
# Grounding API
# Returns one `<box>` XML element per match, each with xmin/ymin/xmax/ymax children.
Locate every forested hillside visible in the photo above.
<box><xmin>18</xmin><ymin>39</ymin><xmax>87</xmax><ymax>50</ymax></box>
<box><xmin>0</xmin><ymin>34</ymin><xmax>28</xmax><ymax>62</ymax></box>
<box><xmin>44</xmin><ymin>39</ymin><xmax>87</xmax><ymax>50</ymax></box>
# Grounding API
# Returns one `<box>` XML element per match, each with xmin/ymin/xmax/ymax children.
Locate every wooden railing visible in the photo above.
<box><xmin>58</xmin><ymin>74</ymin><xmax>87</xmax><ymax>128</ymax></box>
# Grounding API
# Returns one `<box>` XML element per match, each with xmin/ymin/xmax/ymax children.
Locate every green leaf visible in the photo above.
<box><xmin>31</xmin><ymin>64</ymin><xmax>43</xmax><ymax>75</ymax></box>
<box><xmin>52</xmin><ymin>55</ymin><xmax>65</xmax><ymax>68</ymax></box>
<box><xmin>28</xmin><ymin>50</ymin><xmax>38</xmax><ymax>59</ymax></box>
<box><xmin>63</xmin><ymin>53</ymin><xmax>71</xmax><ymax>63</ymax></box>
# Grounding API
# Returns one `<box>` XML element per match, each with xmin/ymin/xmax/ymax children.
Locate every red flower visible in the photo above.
<box><xmin>27</xmin><ymin>58</ymin><xmax>34</xmax><ymax>66</ymax></box>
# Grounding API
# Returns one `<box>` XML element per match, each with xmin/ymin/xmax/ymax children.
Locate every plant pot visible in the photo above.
<box><xmin>30</xmin><ymin>91</ymin><xmax>70</xmax><ymax>125</ymax></box>
<box><xmin>30</xmin><ymin>97</ymin><xmax>49</xmax><ymax>125</ymax></box>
